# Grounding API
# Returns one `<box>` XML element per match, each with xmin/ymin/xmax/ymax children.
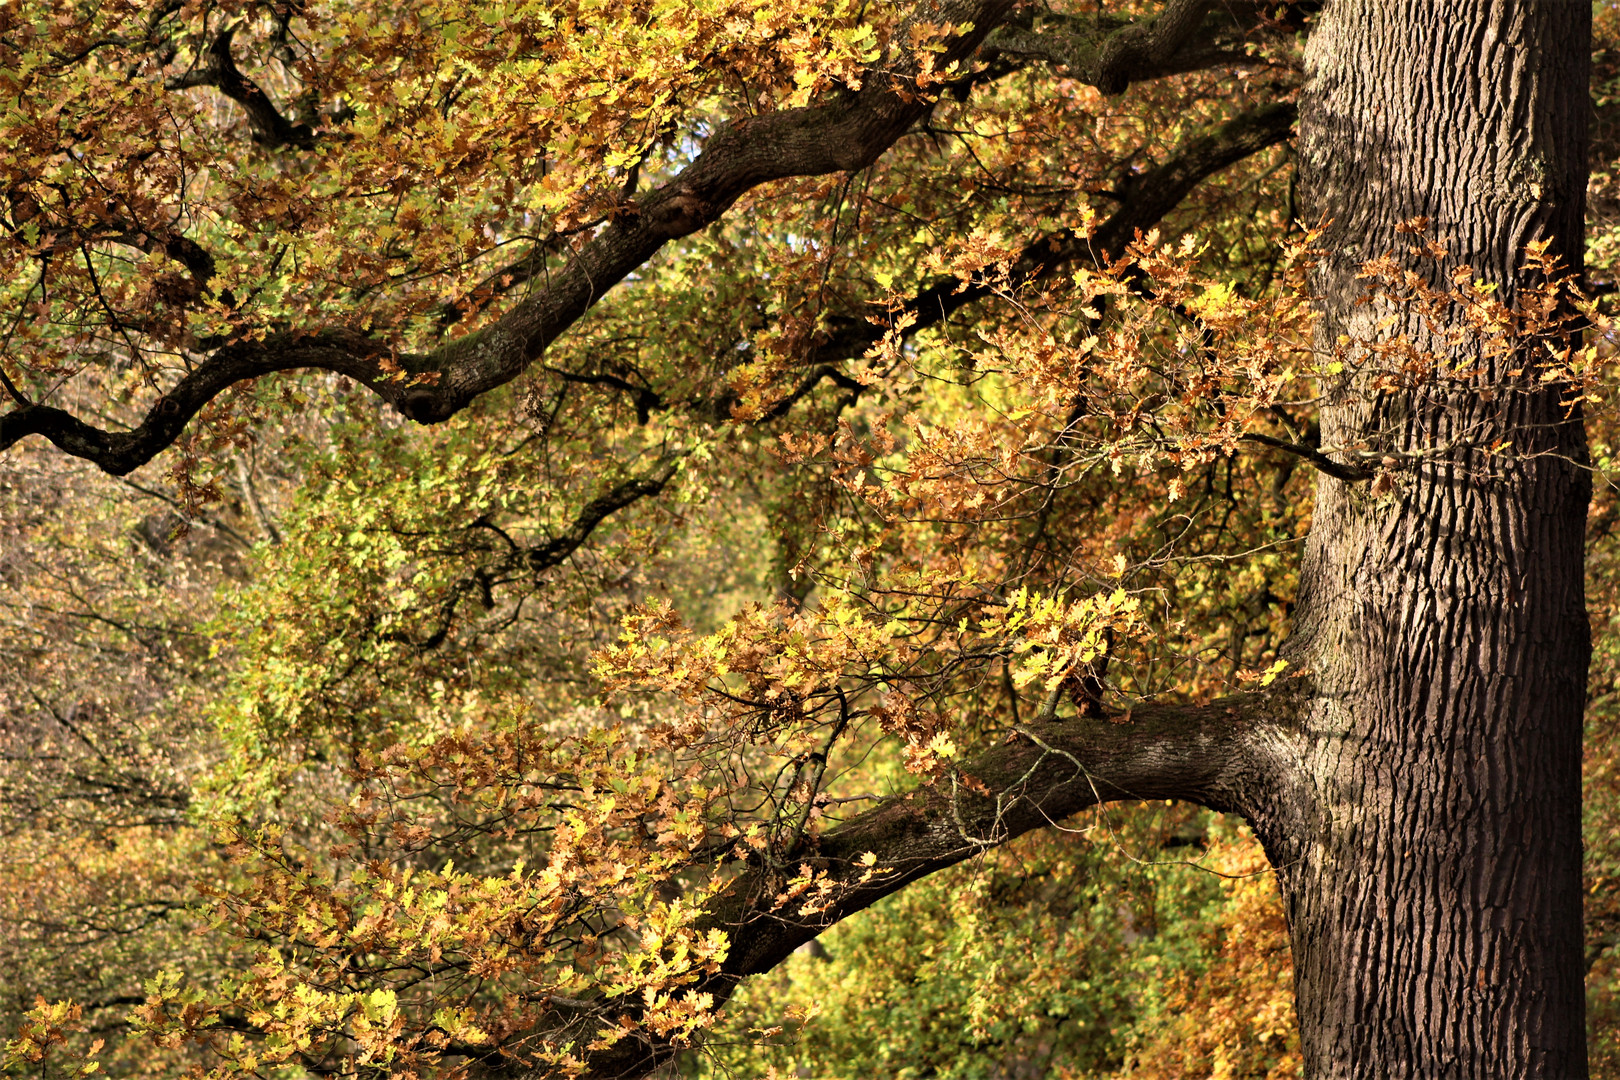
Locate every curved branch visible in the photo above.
<box><xmin>5</xmin><ymin>2</ymin><xmax>1017</xmax><ymax>473</ymax></box>
<box><xmin>5</xmin><ymin>9</ymin><xmax>1296</xmax><ymax>476</ymax></box>
<box><xmin>165</xmin><ymin>25</ymin><xmax>315</xmax><ymax>149</ymax></box>
<box><xmin>3</xmin><ymin>7</ymin><xmax>1298</xmax><ymax>477</ymax></box>
<box><xmin>983</xmin><ymin>0</ymin><xmax>1316</xmax><ymax>95</ymax></box>
<box><xmin>804</xmin><ymin>100</ymin><xmax>1299</xmax><ymax>374</ymax></box>
<box><xmin>392</xmin><ymin>0</ymin><xmax>1018</xmax><ymax>424</ymax></box>
<box><xmin>724</xmin><ymin>694</ymin><xmax>1289</xmax><ymax>957</ymax></box>
<box><xmin>384</xmin><ymin>463</ymin><xmax>678</xmax><ymax>652</ymax></box>
<box><xmin>455</xmin><ymin>100</ymin><xmax>1297</xmax><ymax>430</ymax></box>
<box><xmin>521</xmin><ymin>466</ymin><xmax>677</xmax><ymax>573</ymax></box>
<box><xmin>530</xmin><ymin>690</ymin><xmax>1300</xmax><ymax>1079</ymax></box>
<box><xmin>0</xmin><ymin>330</ymin><xmax>391</xmax><ymax>476</ymax></box>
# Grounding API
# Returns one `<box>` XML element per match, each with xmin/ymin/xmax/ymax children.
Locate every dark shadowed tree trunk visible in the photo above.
<box><xmin>1264</xmin><ymin>1</ymin><xmax>1591</xmax><ymax>1075</ymax></box>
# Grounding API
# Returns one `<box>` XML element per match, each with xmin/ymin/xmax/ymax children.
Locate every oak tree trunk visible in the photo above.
<box><xmin>1266</xmin><ymin>2</ymin><xmax>1592</xmax><ymax>1075</ymax></box>
<box><xmin>513</xmin><ymin>8</ymin><xmax>1604</xmax><ymax>1078</ymax></box>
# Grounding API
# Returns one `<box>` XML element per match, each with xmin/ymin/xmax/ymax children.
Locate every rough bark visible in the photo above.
<box><xmin>558</xmin><ymin>4</ymin><xmax>1596</xmax><ymax>1078</ymax></box>
<box><xmin>15</xmin><ymin>2</ymin><xmax>1595</xmax><ymax>1075</ymax></box>
<box><xmin>524</xmin><ymin>5</ymin><xmax>1599</xmax><ymax>1078</ymax></box>
<box><xmin>1266</xmin><ymin>1</ymin><xmax>1592</xmax><ymax>1075</ymax></box>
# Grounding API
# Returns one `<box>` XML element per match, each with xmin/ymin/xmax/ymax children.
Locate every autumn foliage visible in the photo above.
<box><xmin>2</xmin><ymin>2</ymin><xmax>1619</xmax><ymax>1078</ymax></box>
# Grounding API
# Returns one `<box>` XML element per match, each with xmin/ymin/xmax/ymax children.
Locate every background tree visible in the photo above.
<box><xmin>0</xmin><ymin>2</ymin><xmax>1616</xmax><ymax>1079</ymax></box>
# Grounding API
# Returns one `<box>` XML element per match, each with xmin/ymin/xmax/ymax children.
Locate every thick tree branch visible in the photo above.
<box><xmin>5</xmin><ymin>2</ymin><xmax>1016</xmax><ymax>473</ymax></box>
<box><xmin>0</xmin><ymin>330</ymin><xmax>392</xmax><ymax>475</ymax></box>
<box><xmin>983</xmin><ymin>1</ymin><xmax>1316</xmax><ymax>95</ymax></box>
<box><xmin>0</xmin><ymin>95</ymin><xmax>1291</xmax><ymax>476</ymax></box>
<box><xmin>521</xmin><ymin>690</ymin><xmax>1298</xmax><ymax>1079</ymax></box>
<box><xmin>165</xmin><ymin>26</ymin><xmax>315</xmax><ymax>149</ymax></box>
<box><xmin>802</xmin><ymin>100</ymin><xmax>1299</xmax><ymax>375</ymax></box>
<box><xmin>402</xmin><ymin>100</ymin><xmax>1298</xmax><ymax>432</ymax></box>
<box><xmin>4</xmin><ymin>11</ymin><xmax>1296</xmax><ymax>477</ymax></box>
<box><xmin>392</xmin><ymin>0</ymin><xmax>1017</xmax><ymax>424</ymax></box>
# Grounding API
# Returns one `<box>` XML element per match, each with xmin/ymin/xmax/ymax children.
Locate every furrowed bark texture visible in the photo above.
<box><xmin>552</xmin><ymin>6</ymin><xmax>1598</xmax><ymax>1077</ymax></box>
<box><xmin>1273</xmin><ymin>1</ymin><xmax>1592</xmax><ymax>1075</ymax></box>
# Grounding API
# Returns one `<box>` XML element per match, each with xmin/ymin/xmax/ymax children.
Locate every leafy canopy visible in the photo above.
<box><xmin>3</xmin><ymin>2</ymin><xmax>1620</xmax><ymax>1079</ymax></box>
